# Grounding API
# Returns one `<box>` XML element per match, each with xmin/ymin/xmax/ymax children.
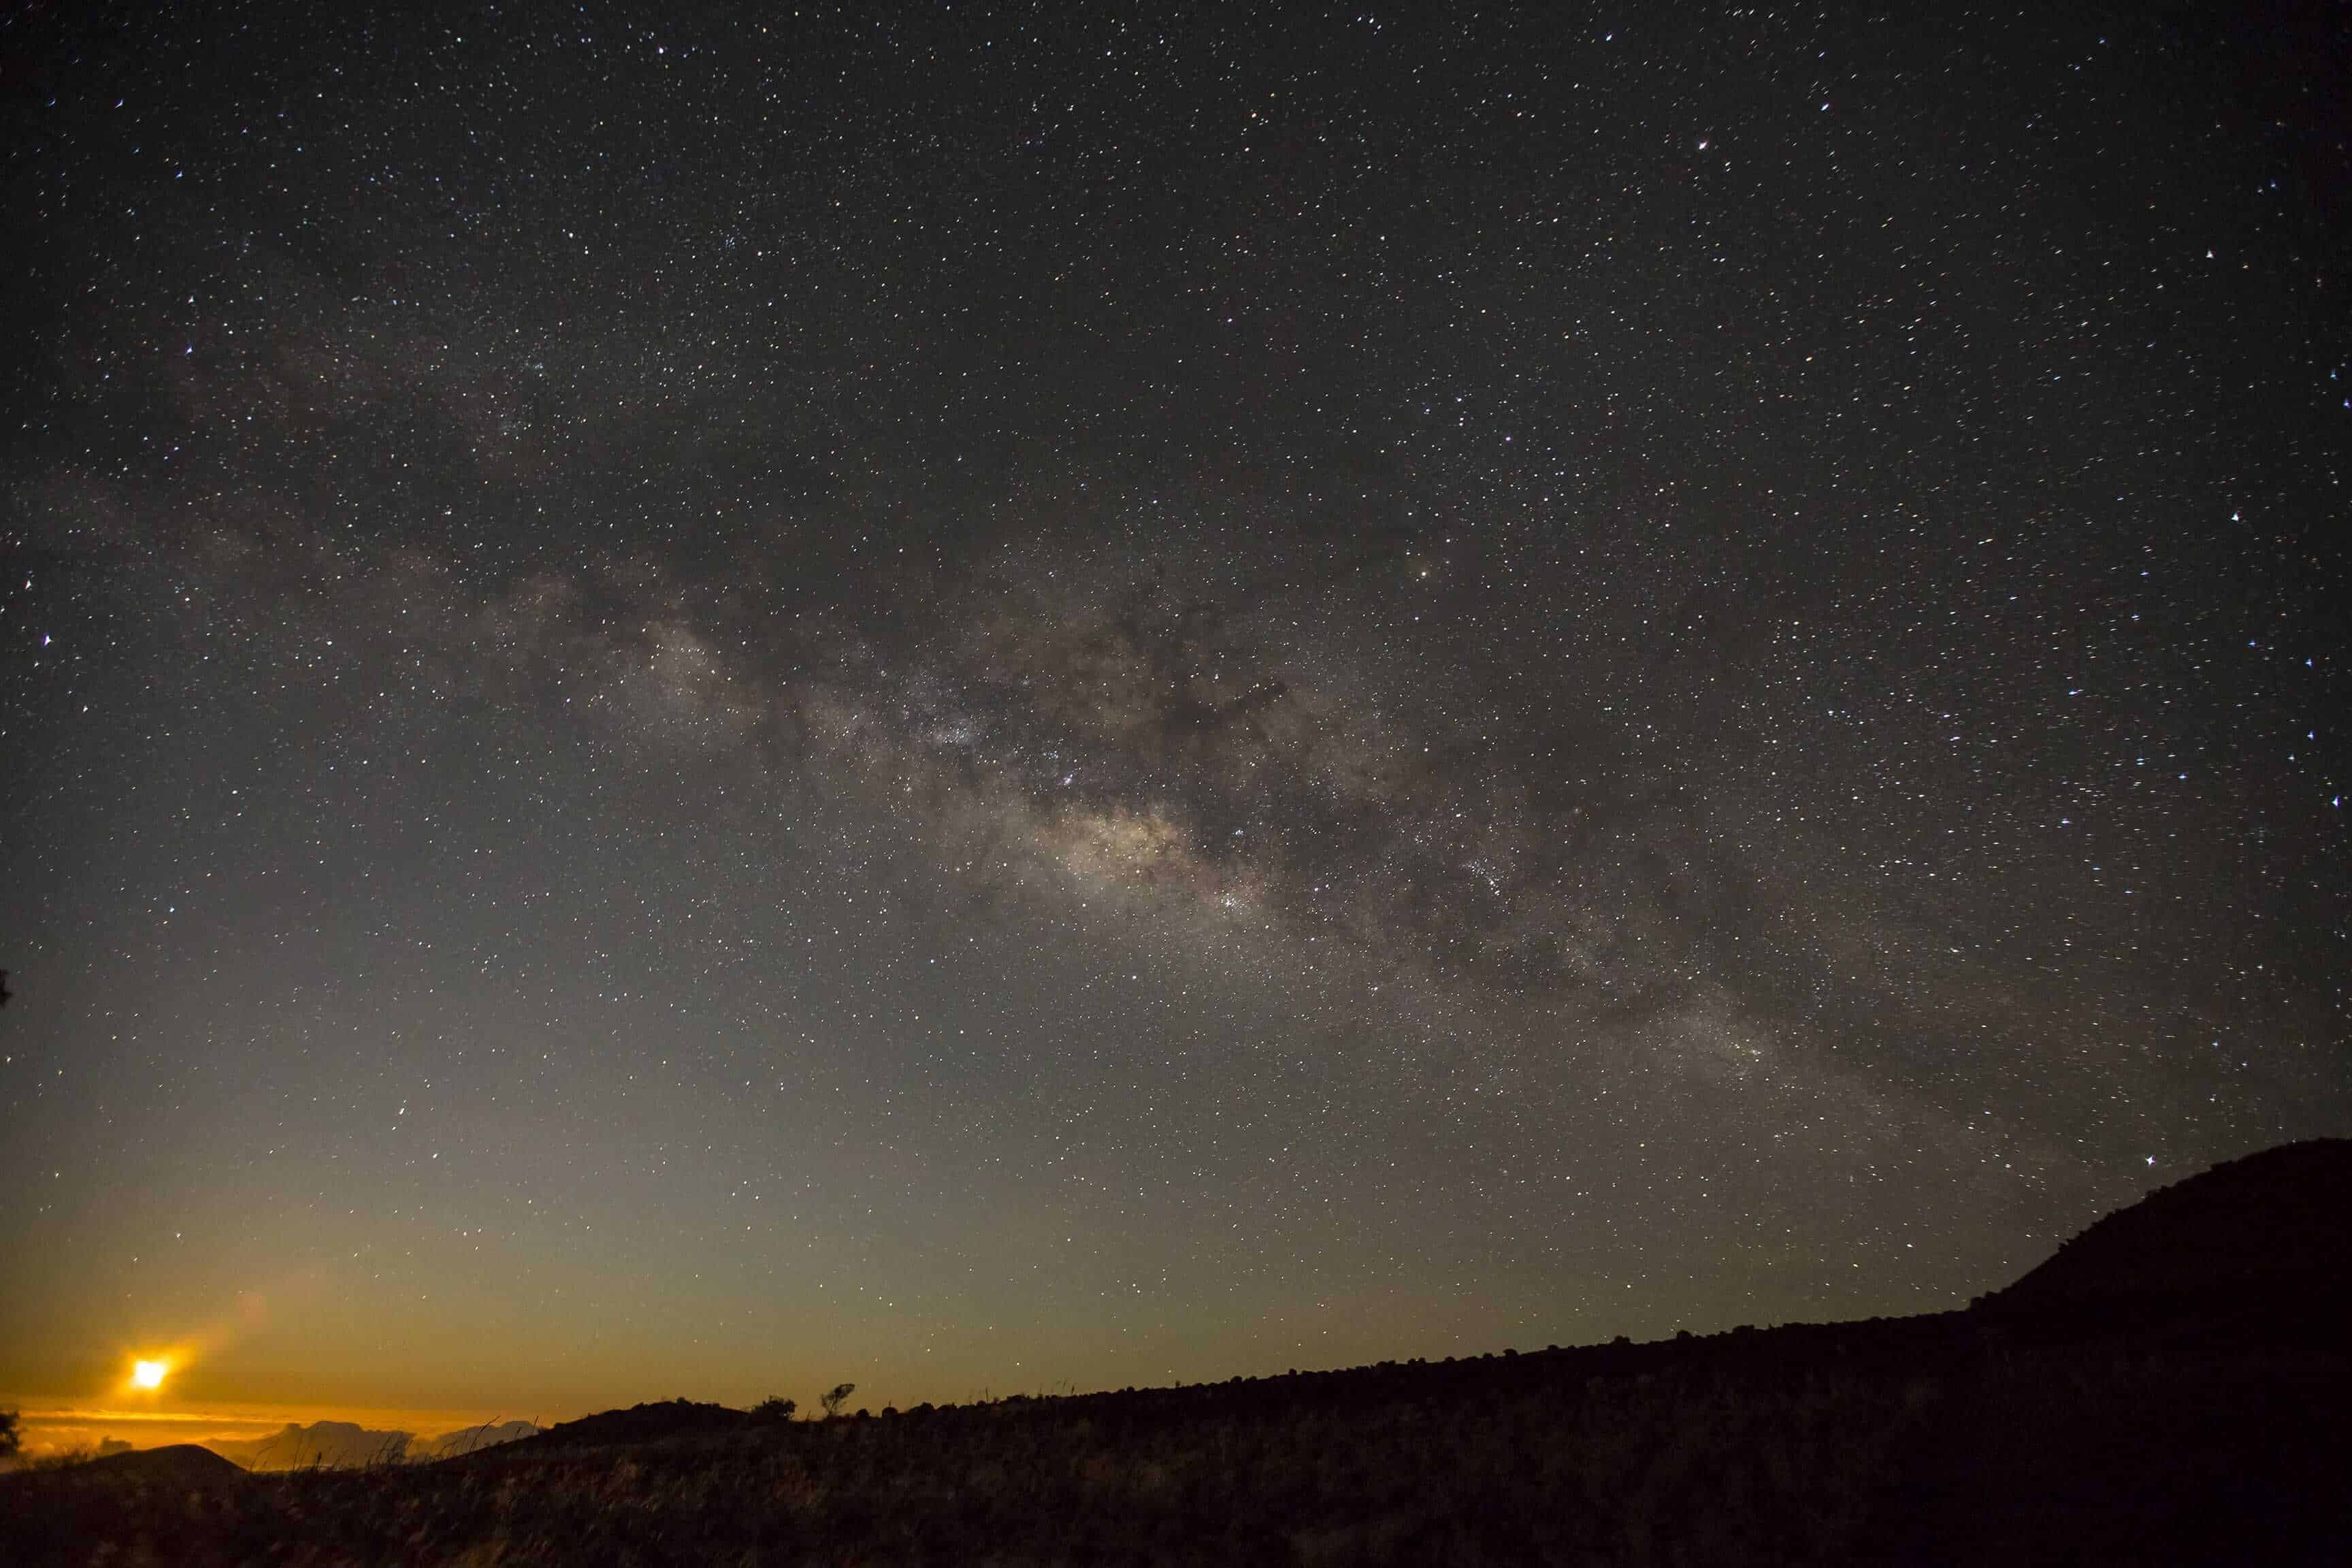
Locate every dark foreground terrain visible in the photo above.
<box><xmin>7</xmin><ymin>1141</ymin><xmax>2349</xmax><ymax>1566</ymax></box>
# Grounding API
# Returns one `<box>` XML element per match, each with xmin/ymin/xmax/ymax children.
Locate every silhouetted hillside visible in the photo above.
<box><xmin>77</xmin><ymin>1443</ymin><xmax>247</xmax><ymax>1488</ymax></box>
<box><xmin>529</xmin><ymin>1399</ymin><xmax>751</xmax><ymax>1450</ymax></box>
<box><xmin>416</xmin><ymin>1420</ymin><xmax>544</xmax><ymax>1460</ymax></box>
<box><xmin>1986</xmin><ymin>1138</ymin><xmax>2352</xmax><ymax>1317</ymax></box>
<box><xmin>5</xmin><ymin>1141</ymin><xmax>2346</xmax><ymax>1565</ymax></box>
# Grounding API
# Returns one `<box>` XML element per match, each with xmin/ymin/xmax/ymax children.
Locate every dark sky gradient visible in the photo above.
<box><xmin>3</xmin><ymin>2</ymin><xmax>2347</xmax><ymax>1426</ymax></box>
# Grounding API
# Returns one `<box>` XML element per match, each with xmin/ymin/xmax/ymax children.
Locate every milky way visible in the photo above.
<box><xmin>1</xmin><ymin>4</ymin><xmax>2345</xmax><ymax>1421</ymax></box>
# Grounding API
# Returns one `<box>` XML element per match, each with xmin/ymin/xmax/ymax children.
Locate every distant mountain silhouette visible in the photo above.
<box><xmin>206</xmin><ymin>1420</ymin><xmax>410</xmax><ymax>1470</ymax></box>
<box><xmin>195</xmin><ymin>1417</ymin><xmax>538</xmax><ymax>1469</ymax></box>
<box><xmin>1982</xmin><ymin>1138</ymin><xmax>2352</xmax><ymax>1316</ymax></box>
<box><xmin>78</xmin><ymin>1444</ymin><xmax>246</xmax><ymax>1488</ymax></box>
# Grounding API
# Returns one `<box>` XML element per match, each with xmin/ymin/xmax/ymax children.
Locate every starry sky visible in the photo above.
<box><xmin>2</xmin><ymin>2</ymin><xmax>2347</xmax><ymax>1441</ymax></box>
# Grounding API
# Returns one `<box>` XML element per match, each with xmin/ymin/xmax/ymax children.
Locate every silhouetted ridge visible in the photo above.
<box><xmin>78</xmin><ymin>1445</ymin><xmax>247</xmax><ymax>1487</ymax></box>
<box><xmin>1987</xmin><ymin>1138</ymin><xmax>2352</xmax><ymax>1314</ymax></box>
<box><xmin>529</xmin><ymin>1399</ymin><xmax>750</xmax><ymax>1450</ymax></box>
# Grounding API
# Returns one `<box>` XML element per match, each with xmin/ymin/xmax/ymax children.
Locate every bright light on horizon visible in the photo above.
<box><xmin>131</xmin><ymin>1359</ymin><xmax>170</xmax><ymax>1390</ymax></box>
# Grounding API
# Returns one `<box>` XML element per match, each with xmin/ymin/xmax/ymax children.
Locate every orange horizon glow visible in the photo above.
<box><xmin>5</xmin><ymin>1398</ymin><xmax>570</xmax><ymax>1463</ymax></box>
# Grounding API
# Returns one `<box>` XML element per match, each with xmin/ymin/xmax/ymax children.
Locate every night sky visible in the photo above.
<box><xmin>3</xmin><ymin>3</ymin><xmax>2347</xmax><ymax>1446</ymax></box>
